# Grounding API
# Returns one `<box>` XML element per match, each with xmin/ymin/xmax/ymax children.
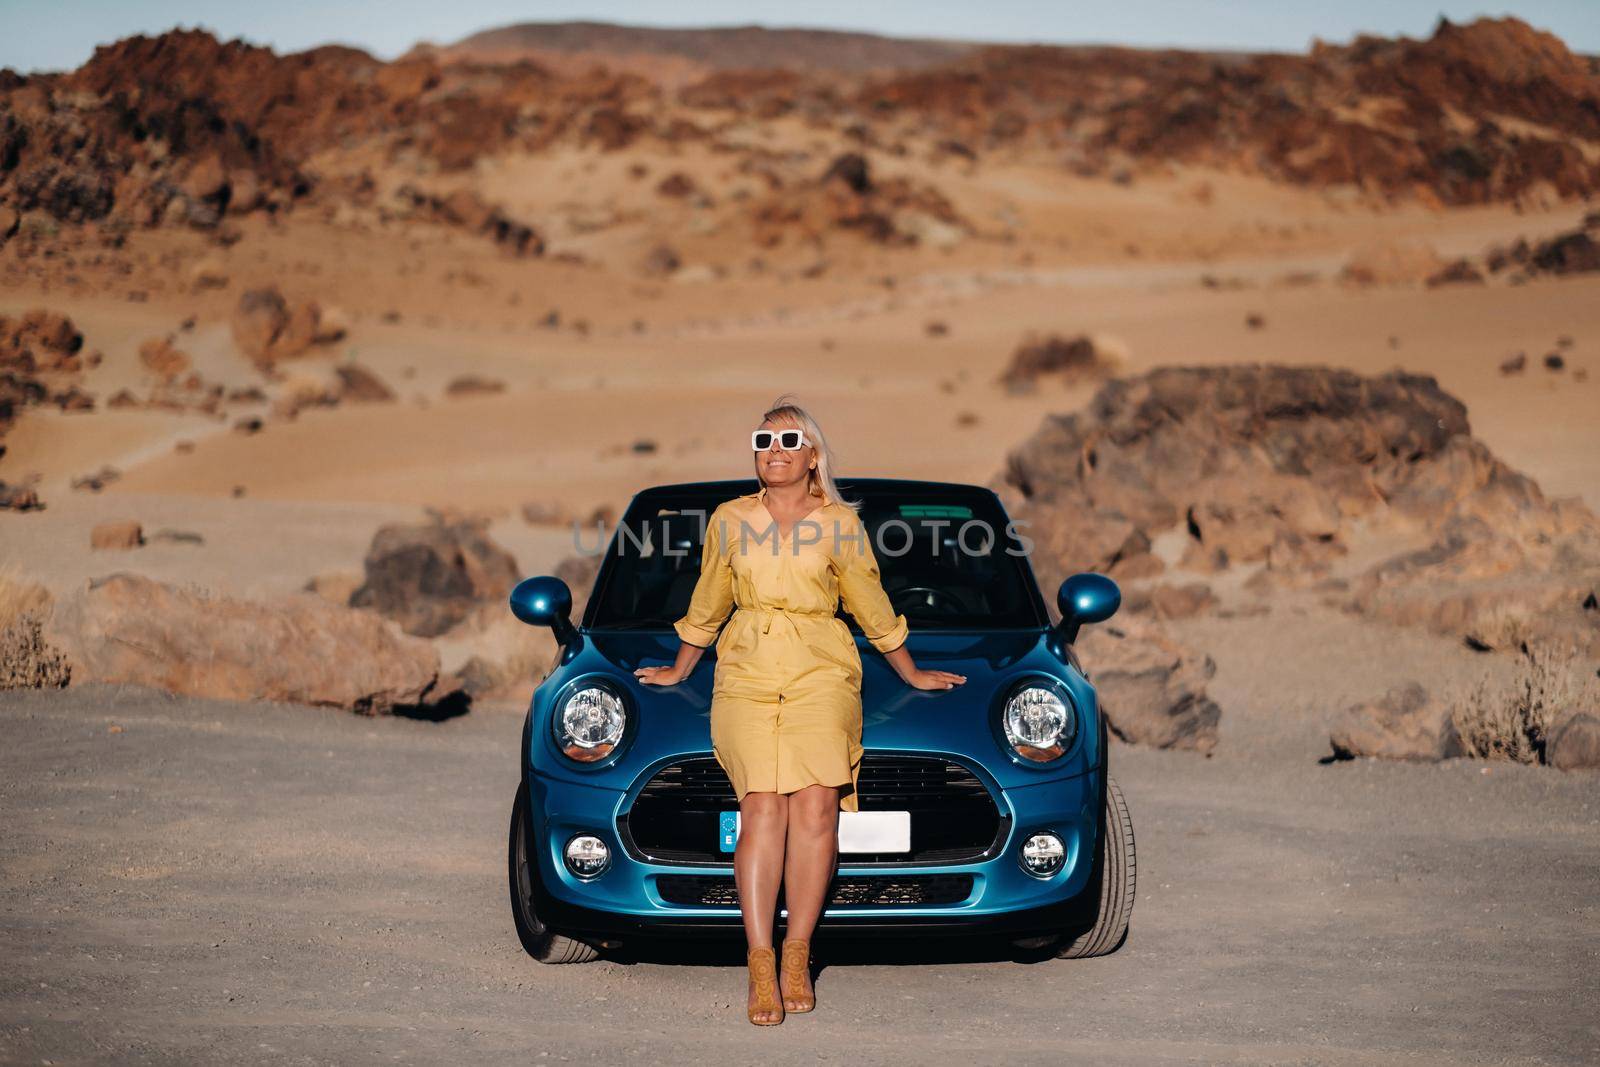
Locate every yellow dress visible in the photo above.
<box><xmin>672</xmin><ymin>484</ymin><xmax>910</xmax><ymax>812</ymax></box>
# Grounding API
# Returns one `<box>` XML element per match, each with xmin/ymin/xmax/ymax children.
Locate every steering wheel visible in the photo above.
<box><xmin>892</xmin><ymin>585</ymin><xmax>962</xmax><ymax>616</ymax></box>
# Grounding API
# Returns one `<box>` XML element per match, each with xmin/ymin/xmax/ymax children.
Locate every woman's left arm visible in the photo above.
<box><xmin>834</xmin><ymin>512</ymin><xmax>966</xmax><ymax>691</ymax></box>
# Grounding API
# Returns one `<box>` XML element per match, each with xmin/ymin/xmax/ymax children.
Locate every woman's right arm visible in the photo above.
<box><xmin>637</xmin><ymin>639</ymin><xmax>707</xmax><ymax>686</ymax></box>
<box><xmin>636</xmin><ymin>507</ymin><xmax>734</xmax><ymax>686</ymax></box>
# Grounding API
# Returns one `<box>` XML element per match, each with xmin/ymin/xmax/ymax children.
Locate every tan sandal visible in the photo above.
<box><xmin>780</xmin><ymin>938</ymin><xmax>815</xmax><ymax>1013</ymax></box>
<box><xmin>747</xmin><ymin>947</ymin><xmax>784</xmax><ymax>1025</ymax></box>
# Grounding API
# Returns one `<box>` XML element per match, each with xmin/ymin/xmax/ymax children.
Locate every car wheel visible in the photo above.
<box><xmin>1055</xmin><ymin>776</ymin><xmax>1136</xmax><ymax>959</ymax></box>
<box><xmin>508</xmin><ymin>782</ymin><xmax>600</xmax><ymax>964</ymax></box>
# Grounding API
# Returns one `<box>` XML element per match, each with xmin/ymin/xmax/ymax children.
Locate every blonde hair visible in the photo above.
<box><xmin>760</xmin><ymin>394</ymin><xmax>861</xmax><ymax>513</ymax></box>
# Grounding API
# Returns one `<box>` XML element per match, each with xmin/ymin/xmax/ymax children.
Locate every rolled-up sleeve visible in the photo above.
<box><xmin>673</xmin><ymin>505</ymin><xmax>735</xmax><ymax>648</ymax></box>
<box><xmin>835</xmin><ymin>510</ymin><xmax>909</xmax><ymax>655</ymax></box>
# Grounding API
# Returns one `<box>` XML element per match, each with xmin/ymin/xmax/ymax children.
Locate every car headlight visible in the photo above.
<box><xmin>555</xmin><ymin>684</ymin><xmax>627</xmax><ymax>762</ymax></box>
<box><xmin>1002</xmin><ymin>682</ymin><xmax>1076</xmax><ymax>762</ymax></box>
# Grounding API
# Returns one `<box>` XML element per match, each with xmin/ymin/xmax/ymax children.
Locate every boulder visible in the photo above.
<box><xmin>749</xmin><ymin>152</ymin><xmax>967</xmax><ymax>249</ymax></box>
<box><xmin>268</xmin><ymin>373</ymin><xmax>339</xmax><ymax>420</ymax></box>
<box><xmin>521</xmin><ymin>500</ymin><xmax>572</xmax><ymax>525</ymax></box>
<box><xmin>392</xmin><ymin>185</ymin><xmax>545</xmax><ymax>257</ymax></box>
<box><xmin>641</xmin><ymin>244</ymin><xmax>682</xmax><ymax>277</ymax></box>
<box><xmin>998</xmin><ymin>334</ymin><xmax>1120</xmax><ymax>391</ymax></box>
<box><xmin>0</xmin><ymin>480</ymin><xmax>44</xmax><ymax>511</ymax></box>
<box><xmin>315</xmin><ymin>306</ymin><xmax>350</xmax><ymax>344</ymax></box>
<box><xmin>433</xmin><ymin>601</ymin><xmax>557</xmax><ymax>704</ymax></box>
<box><xmin>656</xmin><ymin>172</ymin><xmax>702</xmax><ymax>200</ymax></box>
<box><xmin>1122</xmin><ymin>582</ymin><xmax>1217</xmax><ymax>620</ymax></box>
<box><xmin>188</xmin><ymin>256</ymin><xmax>230</xmax><ymax>291</ymax></box>
<box><xmin>1328</xmin><ymin>682</ymin><xmax>1465</xmax><ymax>762</ymax></box>
<box><xmin>1426</xmin><ymin>259</ymin><xmax>1486</xmax><ymax>287</ymax></box>
<box><xmin>90</xmin><ymin>520</ymin><xmax>144</xmax><ymax>550</ymax></box>
<box><xmin>1546</xmin><ymin>712</ymin><xmax>1600</xmax><ymax>771</ymax></box>
<box><xmin>1528</xmin><ymin>230</ymin><xmax>1600</xmax><ymax>277</ymax></box>
<box><xmin>43</xmin><ymin>574</ymin><xmax>444</xmax><ymax>713</ymax></box>
<box><xmin>231</xmin><ymin>286</ymin><xmax>335</xmax><ymax>363</ymax></box>
<box><xmin>444</xmin><ymin>375</ymin><xmax>506</xmax><ymax>398</ymax></box>
<box><xmin>1340</xmin><ymin>241</ymin><xmax>1447</xmax><ymax>286</ymax></box>
<box><xmin>0</xmin><ymin>310</ymin><xmax>84</xmax><ymax>372</ymax></box>
<box><xmin>334</xmin><ymin>363</ymin><xmax>395</xmax><ymax>403</ymax></box>
<box><xmin>554</xmin><ymin>552</ymin><xmax>603</xmax><ymax>612</ymax></box>
<box><xmin>996</xmin><ymin>365</ymin><xmax>1600</xmax><ymax>653</ymax></box>
<box><xmin>350</xmin><ymin>512</ymin><xmax>521</xmax><ymax>637</ymax></box>
<box><xmin>435</xmin><ymin>548</ymin><xmax>602</xmax><ymax>703</ymax></box>
<box><xmin>1076</xmin><ymin>617</ymin><xmax>1221</xmax><ymax>751</ymax></box>
<box><xmin>231</xmin><ymin>287</ymin><xmax>291</xmax><ymax>361</ymax></box>
<box><xmin>138</xmin><ymin>336</ymin><xmax>190</xmax><ymax>381</ymax></box>
<box><xmin>70</xmin><ymin>466</ymin><xmax>122</xmax><ymax>493</ymax></box>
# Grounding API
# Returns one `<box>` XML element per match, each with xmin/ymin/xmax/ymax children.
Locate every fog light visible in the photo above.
<box><xmin>1020</xmin><ymin>832</ymin><xmax>1065</xmax><ymax>877</ymax></box>
<box><xmin>564</xmin><ymin>834</ymin><xmax>610</xmax><ymax>879</ymax></box>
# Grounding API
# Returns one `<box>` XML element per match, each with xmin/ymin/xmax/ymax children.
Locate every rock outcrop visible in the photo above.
<box><xmin>1</xmin><ymin>310</ymin><xmax>98</xmax><ymax>441</ymax></box>
<box><xmin>1076</xmin><ymin>617</ymin><xmax>1221</xmax><ymax>752</ymax></box>
<box><xmin>231</xmin><ymin>286</ymin><xmax>344</xmax><ymax>364</ymax></box>
<box><xmin>43</xmin><ymin>574</ymin><xmax>445</xmax><ymax>713</ymax></box>
<box><xmin>90</xmin><ymin>520</ymin><xmax>144</xmax><ymax>550</ymax></box>
<box><xmin>749</xmin><ymin>152</ymin><xmax>967</xmax><ymax>249</ymax></box>
<box><xmin>1547</xmin><ymin>712</ymin><xmax>1600</xmax><ymax>771</ymax></box>
<box><xmin>350</xmin><ymin>512</ymin><xmax>521</xmax><ymax>637</ymax></box>
<box><xmin>862</xmin><ymin>17</ymin><xmax>1600</xmax><ymax>205</ymax></box>
<box><xmin>1328</xmin><ymin>683</ymin><xmax>1465</xmax><ymax>762</ymax></box>
<box><xmin>997</xmin><ymin>365</ymin><xmax>1600</xmax><ymax>653</ymax></box>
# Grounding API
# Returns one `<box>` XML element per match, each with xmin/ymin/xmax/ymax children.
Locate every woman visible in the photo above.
<box><xmin>635</xmin><ymin>396</ymin><xmax>966</xmax><ymax>1025</ymax></box>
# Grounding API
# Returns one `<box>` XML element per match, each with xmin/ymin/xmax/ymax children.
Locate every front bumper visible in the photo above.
<box><xmin>525</xmin><ymin>755</ymin><xmax>1102</xmax><ymax>940</ymax></box>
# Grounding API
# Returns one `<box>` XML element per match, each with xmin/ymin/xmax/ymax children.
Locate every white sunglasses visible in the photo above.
<box><xmin>752</xmin><ymin>428</ymin><xmax>811</xmax><ymax>452</ymax></box>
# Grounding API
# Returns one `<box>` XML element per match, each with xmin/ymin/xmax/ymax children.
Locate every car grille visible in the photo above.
<box><xmin>619</xmin><ymin>754</ymin><xmax>1004</xmax><ymax>866</ymax></box>
<box><xmin>656</xmin><ymin>874</ymin><xmax>975</xmax><ymax>908</ymax></box>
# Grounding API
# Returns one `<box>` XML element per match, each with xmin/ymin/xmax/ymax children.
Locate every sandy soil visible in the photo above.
<box><xmin>3</xmin><ymin>172</ymin><xmax>1596</xmax><ymax>597</ymax></box>
<box><xmin>1</xmin><ymin>676</ymin><xmax>1595</xmax><ymax>1065</ymax></box>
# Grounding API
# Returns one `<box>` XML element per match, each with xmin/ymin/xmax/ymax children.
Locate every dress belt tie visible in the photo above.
<box><xmin>741</xmin><ymin>605</ymin><xmax>833</xmax><ymax>634</ymax></box>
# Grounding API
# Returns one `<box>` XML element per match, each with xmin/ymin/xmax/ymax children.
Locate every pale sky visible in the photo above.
<box><xmin>1</xmin><ymin>0</ymin><xmax>1596</xmax><ymax>74</ymax></box>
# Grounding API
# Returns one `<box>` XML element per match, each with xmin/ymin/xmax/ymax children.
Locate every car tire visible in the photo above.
<box><xmin>1055</xmin><ymin>776</ymin><xmax>1136</xmax><ymax>959</ymax></box>
<box><xmin>508</xmin><ymin>782</ymin><xmax>600</xmax><ymax>964</ymax></box>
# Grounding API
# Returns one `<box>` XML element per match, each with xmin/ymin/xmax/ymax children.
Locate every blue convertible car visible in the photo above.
<box><xmin>507</xmin><ymin>478</ymin><xmax>1135</xmax><ymax>963</ymax></box>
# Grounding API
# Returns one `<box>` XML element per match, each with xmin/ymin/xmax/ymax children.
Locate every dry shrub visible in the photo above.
<box><xmin>0</xmin><ymin>569</ymin><xmax>69</xmax><ymax>690</ymax></box>
<box><xmin>1</xmin><ymin>612</ymin><xmax>71</xmax><ymax>689</ymax></box>
<box><xmin>1452</xmin><ymin>643</ymin><xmax>1598</xmax><ymax>763</ymax></box>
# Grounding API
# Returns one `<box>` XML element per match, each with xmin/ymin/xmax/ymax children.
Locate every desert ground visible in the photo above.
<box><xmin>4</xmin><ymin>185</ymin><xmax>1597</xmax><ymax>599</ymax></box>
<box><xmin>1</xmin><ymin>670</ymin><xmax>1596</xmax><ymax>1065</ymax></box>
<box><xmin>3</xmin><ymin>15</ymin><xmax>1599</xmax><ymax>1065</ymax></box>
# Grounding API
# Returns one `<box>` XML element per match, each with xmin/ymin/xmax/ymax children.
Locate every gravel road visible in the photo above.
<box><xmin>2</xmin><ymin>684</ymin><xmax>1596</xmax><ymax>1065</ymax></box>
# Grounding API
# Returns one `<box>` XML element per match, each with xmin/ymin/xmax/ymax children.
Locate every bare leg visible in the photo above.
<box><xmin>736</xmin><ymin>791</ymin><xmax>788</xmax><ymax>1024</ymax></box>
<box><xmin>779</xmin><ymin>784</ymin><xmax>839</xmax><ymax>1008</ymax></box>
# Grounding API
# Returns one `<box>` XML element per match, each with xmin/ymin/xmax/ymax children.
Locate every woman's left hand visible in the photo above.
<box><xmin>906</xmin><ymin>668</ymin><xmax>966</xmax><ymax>691</ymax></box>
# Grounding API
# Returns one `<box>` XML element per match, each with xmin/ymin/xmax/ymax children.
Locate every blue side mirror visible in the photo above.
<box><xmin>510</xmin><ymin>576</ymin><xmax>578</xmax><ymax>647</ymax></box>
<box><xmin>1057</xmin><ymin>573</ymin><xmax>1120</xmax><ymax>644</ymax></box>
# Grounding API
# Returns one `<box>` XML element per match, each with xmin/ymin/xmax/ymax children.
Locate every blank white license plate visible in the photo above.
<box><xmin>718</xmin><ymin>810</ymin><xmax>911</xmax><ymax>853</ymax></box>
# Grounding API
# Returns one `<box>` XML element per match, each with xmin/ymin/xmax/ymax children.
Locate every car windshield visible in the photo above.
<box><xmin>582</xmin><ymin>483</ymin><xmax>1048</xmax><ymax>632</ymax></box>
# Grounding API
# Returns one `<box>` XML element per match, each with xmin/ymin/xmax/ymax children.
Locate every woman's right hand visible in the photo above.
<box><xmin>634</xmin><ymin>665</ymin><xmax>687</xmax><ymax>686</ymax></box>
<box><xmin>635</xmin><ymin>640</ymin><xmax>707</xmax><ymax>686</ymax></box>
